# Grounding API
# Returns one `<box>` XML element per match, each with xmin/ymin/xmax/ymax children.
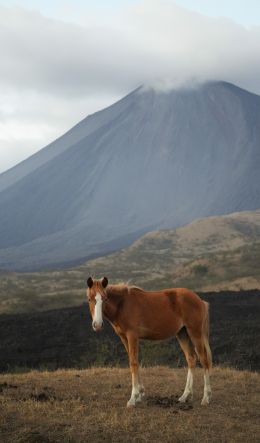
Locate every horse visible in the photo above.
<box><xmin>86</xmin><ymin>276</ymin><xmax>212</xmax><ymax>407</ymax></box>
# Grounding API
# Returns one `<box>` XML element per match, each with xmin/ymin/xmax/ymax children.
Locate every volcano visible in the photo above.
<box><xmin>0</xmin><ymin>81</ymin><xmax>260</xmax><ymax>270</ymax></box>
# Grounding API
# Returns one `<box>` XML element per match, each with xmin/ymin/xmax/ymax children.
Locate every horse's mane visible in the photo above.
<box><xmin>130</xmin><ymin>285</ymin><xmax>143</xmax><ymax>291</ymax></box>
<box><xmin>107</xmin><ymin>282</ymin><xmax>143</xmax><ymax>295</ymax></box>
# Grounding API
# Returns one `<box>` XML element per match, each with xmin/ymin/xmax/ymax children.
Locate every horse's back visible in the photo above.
<box><xmin>173</xmin><ymin>287</ymin><xmax>205</xmax><ymax>307</ymax></box>
<box><xmin>128</xmin><ymin>286</ymin><xmax>204</xmax><ymax>311</ymax></box>
<box><xmin>124</xmin><ymin>286</ymin><xmax>206</xmax><ymax>339</ymax></box>
<box><xmin>148</xmin><ymin>286</ymin><xmax>206</xmax><ymax>326</ymax></box>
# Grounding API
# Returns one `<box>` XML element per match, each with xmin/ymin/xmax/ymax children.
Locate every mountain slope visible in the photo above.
<box><xmin>1</xmin><ymin>209</ymin><xmax>260</xmax><ymax>315</ymax></box>
<box><xmin>80</xmin><ymin>208</ymin><xmax>260</xmax><ymax>292</ymax></box>
<box><xmin>0</xmin><ymin>89</ymin><xmax>136</xmax><ymax>193</ymax></box>
<box><xmin>1</xmin><ymin>81</ymin><xmax>260</xmax><ymax>270</ymax></box>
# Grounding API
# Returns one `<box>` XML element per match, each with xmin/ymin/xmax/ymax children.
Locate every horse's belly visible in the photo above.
<box><xmin>138</xmin><ymin>314</ymin><xmax>182</xmax><ymax>340</ymax></box>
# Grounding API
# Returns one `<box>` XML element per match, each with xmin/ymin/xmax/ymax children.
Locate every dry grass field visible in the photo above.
<box><xmin>0</xmin><ymin>366</ymin><xmax>259</xmax><ymax>443</ymax></box>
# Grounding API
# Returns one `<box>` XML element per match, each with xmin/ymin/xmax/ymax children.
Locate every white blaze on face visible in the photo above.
<box><xmin>93</xmin><ymin>292</ymin><xmax>103</xmax><ymax>330</ymax></box>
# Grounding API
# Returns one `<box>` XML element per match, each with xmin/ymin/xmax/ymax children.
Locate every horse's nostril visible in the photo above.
<box><xmin>92</xmin><ymin>321</ymin><xmax>103</xmax><ymax>331</ymax></box>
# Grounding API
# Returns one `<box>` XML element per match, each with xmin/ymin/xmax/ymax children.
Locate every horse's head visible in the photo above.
<box><xmin>86</xmin><ymin>276</ymin><xmax>108</xmax><ymax>331</ymax></box>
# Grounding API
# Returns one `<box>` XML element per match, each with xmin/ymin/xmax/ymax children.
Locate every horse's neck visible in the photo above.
<box><xmin>104</xmin><ymin>285</ymin><xmax>128</xmax><ymax>322</ymax></box>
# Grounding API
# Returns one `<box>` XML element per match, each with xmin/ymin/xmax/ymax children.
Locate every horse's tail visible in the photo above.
<box><xmin>202</xmin><ymin>301</ymin><xmax>212</xmax><ymax>370</ymax></box>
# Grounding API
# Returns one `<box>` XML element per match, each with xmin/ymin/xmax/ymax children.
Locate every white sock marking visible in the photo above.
<box><xmin>201</xmin><ymin>370</ymin><xmax>211</xmax><ymax>405</ymax></box>
<box><xmin>179</xmin><ymin>368</ymin><xmax>193</xmax><ymax>402</ymax></box>
<box><xmin>127</xmin><ymin>373</ymin><xmax>143</xmax><ymax>407</ymax></box>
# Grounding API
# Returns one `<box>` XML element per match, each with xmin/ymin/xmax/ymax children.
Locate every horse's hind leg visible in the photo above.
<box><xmin>187</xmin><ymin>328</ymin><xmax>212</xmax><ymax>406</ymax></box>
<box><xmin>176</xmin><ymin>327</ymin><xmax>197</xmax><ymax>403</ymax></box>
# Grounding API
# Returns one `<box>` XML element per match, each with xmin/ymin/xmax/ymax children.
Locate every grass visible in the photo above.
<box><xmin>0</xmin><ymin>366</ymin><xmax>259</xmax><ymax>443</ymax></box>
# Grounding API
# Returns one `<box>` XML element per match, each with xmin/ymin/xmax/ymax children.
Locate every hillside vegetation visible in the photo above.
<box><xmin>0</xmin><ymin>210</ymin><xmax>260</xmax><ymax>314</ymax></box>
<box><xmin>0</xmin><ymin>367</ymin><xmax>259</xmax><ymax>443</ymax></box>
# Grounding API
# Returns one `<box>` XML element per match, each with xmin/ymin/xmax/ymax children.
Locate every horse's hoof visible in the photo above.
<box><xmin>139</xmin><ymin>385</ymin><xmax>145</xmax><ymax>396</ymax></box>
<box><xmin>201</xmin><ymin>397</ymin><xmax>210</xmax><ymax>406</ymax></box>
<box><xmin>127</xmin><ymin>401</ymin><xmax>136</xmax><ymax>408</ymax></box>
<box><xmin>201</xmin><ymin>390</ymin><xmax>212</xmax><ymax>406</ymax></box>
<box><xmin>179</xmin><ymin>390</ymin><xmax>193</xmax><ymax>403</ymax></box>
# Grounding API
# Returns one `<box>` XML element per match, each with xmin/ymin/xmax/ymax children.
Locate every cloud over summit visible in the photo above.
<box><xmin>0</xmin><ymin>0</ymin><xmax>260</xmax><ymax>171</ymax></box>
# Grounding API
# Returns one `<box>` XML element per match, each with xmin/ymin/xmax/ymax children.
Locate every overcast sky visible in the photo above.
<box><xmin>0</xmin><ymin>0</ymin><xmax>260</xmax><ymax>173</ymax></box>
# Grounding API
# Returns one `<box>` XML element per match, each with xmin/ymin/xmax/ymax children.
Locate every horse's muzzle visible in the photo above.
<box><xmin>92</xmin><ymin>321</ymin><xmax>103</xmax><ymax>331</ymax></box>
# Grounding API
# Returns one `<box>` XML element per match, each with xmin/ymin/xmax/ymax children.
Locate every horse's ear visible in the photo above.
<box><xmin>87</xmin><ymin>276</ymin><xmax>93</xmax><ymax>288</ymax></box>
<box><xmin>102</xmin><ymin>276</ymin><xmax>108</xmax><ymax>288</ymax></box>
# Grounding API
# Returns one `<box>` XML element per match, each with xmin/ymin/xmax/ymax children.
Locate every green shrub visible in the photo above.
<box><xmin>193</xmin><ymin>264</ymin><xmax>208</xmax><ymax>275</ymax></box>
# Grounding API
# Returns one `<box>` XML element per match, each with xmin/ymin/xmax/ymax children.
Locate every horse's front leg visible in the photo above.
<box><xmin>126</xmin><ymin>333</ymin><xmax>143</xmax><ymax>407</ymax></box>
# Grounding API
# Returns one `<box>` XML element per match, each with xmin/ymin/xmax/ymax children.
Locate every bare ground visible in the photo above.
<box><xmin>0</xmin><ymin>367</ymin><xmax>259</xmax><ymax>443</ymax></box>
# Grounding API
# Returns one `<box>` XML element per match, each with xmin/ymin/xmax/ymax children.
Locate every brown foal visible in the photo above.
<box><xmin>86</xmin><ymin>277</ymin><xmax>212</xmax><ymax>407</ymax></box>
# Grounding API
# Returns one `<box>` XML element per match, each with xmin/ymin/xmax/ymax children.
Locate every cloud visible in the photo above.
<box><xmin>0</xmin><ymin>87</ymin><xmax>118</xmax><ymax>172</ymax></box>
<box><xmin>0</xmin><ymin>0</ymin><xmax>260</xmax><ymax>172</ymax></box>
<box><xmin>1</xmin><ymin>2</ymin><xmax>260</xmax><ymax>95</ymax></box>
